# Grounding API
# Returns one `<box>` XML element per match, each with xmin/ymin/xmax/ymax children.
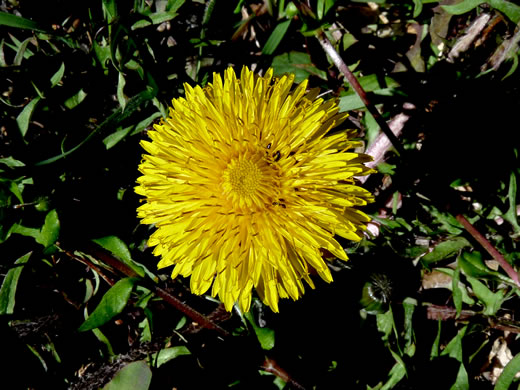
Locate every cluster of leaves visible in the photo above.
<box><xmin>2</xmin><ymin>0</ymin><xmax>520</xmax><ymax>389</ymax></box>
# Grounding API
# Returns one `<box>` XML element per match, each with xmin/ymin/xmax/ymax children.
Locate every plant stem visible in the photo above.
<box><xmin>262</xmin><ymin>358</ymin><xmax>307</xmax><ymax>390</ymax></box>
<box><xmin>67</xmin><ymin>245</ymin><xmax>230</xmax><ymax>337</ymax></box>
<box><xmin>456</xmin><ymin>214</ymin><xmax>520</xmax><ymax>287</ymax></box>
<box><xmin>315</xmin><ymin>29</ymin><xmax>405</xmax><ymax>156</ymax></box>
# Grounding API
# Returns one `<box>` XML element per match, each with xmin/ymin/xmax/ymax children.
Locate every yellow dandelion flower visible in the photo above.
<box><xmin>136</xmin><ymin>66</ymin><xmax>374</xmax><ymax>313</ymax></box>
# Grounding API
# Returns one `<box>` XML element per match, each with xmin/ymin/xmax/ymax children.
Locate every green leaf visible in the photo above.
<box><xmin>402</xmin><ymin>297</ymin><xmax>417</xmax><ymax>355</ymax></box>
<box><xmin>13</xmin><ymin>37</ymin><xmax>33</xmax><ymax>66</ymax></box>
<box><xmin>0</xmin><ymin>156</ymin><xmax>25</xmax><ymax>168</ymax></box>
<box><xmin>92</xmin><ymin>236</ymin><xmax>157</xmax><ymax>281</ymax></box>
<box><xmin>245</xmin><ymin>312</ymin><xmax>275</xmax><ymax>350</ymax></box>
<box><xmin>36</xmin><ymin>89</ymin><xmax>154</xmax><ymax>166</ymax></box>
<box><xmin>93</xmin><ymin>327</ymin><xmax>115</xmax><ymax>356</ymax></box>
<box><xmin>263</xmin><ymin>20</ymin><xmax>291</xmax><ymax>55</ymax></box>
<box><xmin>339</xmin><ymin>74</ymin><xmax>399</xmax><ymax>111</ymax></box>
<box><xmin>452</xmin><ymin>265</ymin><xmax>463</xmax><ymax>318</ymax></box>
<box><xmin>503</xmin><ymin>172</ymin><xmax>520</xmax><ymax>234</ymax></box>
<box><xmin>16</xmin><ymin>96</ymin><xmax>41</xmax><ymax>137</ymax></box>
<box><xmin>64</xmin><ymin>89</ymin><xmax>87</xmax><ymax>109</ymax></box>
<box><xmin>271</xmin><ymin>51</ymin><xmax>327</xmax><ymax>83</ymax></box>
<box><xmin>430</xmin><ymin>319</ymin><xmax>442</xmax><ymax>359</ymax></box>
<box><xmin>150</xmin><ymin>346</ymin><xmax>191</xmax><ymax>368</ymax></box>
<box><xmin>103</xmin><ymin>361</ymin><xmax>152</xmax><ymax>390</ymax></box>
<box><xmin>0</xmin><ymin>11</ymin><xmax>46</xmax><ymax>32</ymax></box>
<box><xmin>9</xmin><ymin>224</ymin><xmax>41</xmax><ymax>241</ymax></box>
<box><xmin>441</xmin><ymin>325</ymin><xmax>467</xmax><ymax>362</ymax></box>
<box><xmin>441</xmin><ymin>0</ymin><xmax>483</xmax><ymax>15</ymax></box>
<box><xmin>436</xmin><ymin>267</ymin><xmax>476</xmax><ymax>305</ymax></box>
<box><xmin>130</xmin><ymin>111</ymin><xmax>162</xmax><ymax>136</ymax></box>
<box><xmin>50</xmin><ymin>62</ymin><xmax>65</xmax><ymax>88</ymax></box>
<box><xmin>102</xmin><ymin>0</ymin><xmax>117</xmax><ymax>23</ymax></box>
<box><xmin>0</xmin><ymin>252</ymin><xmax>31</xmax><ymax>315</ymax></box>
<box><xmin>450</xmin><ymin>363</ymin><xmax>469</xmax><ymax>390</ymax></box>
<box><xmin>376</xmin><ymin>308</ymin><xmax>394</xmax><ymax>342</ymax></box>
<box><xmin>466</xmin><ymin>276</ymin><xmax>505</xmax><ymax>316</ymax></box>
<box><xmin>317</xmin><ymin>0</ymin><xmax>336</xmax><ymax>19</ymax></box>
<box><xmin>78</xmin><ymin>277</ymin><xmax>138</xmax><ymax>331</ymax></box>
<box><xmin>458</xmin><ymin>251</ymin><xmax>514</xmax><ymax>285</ymax></box>
<box><xmin>488</xmin><ymin>0</ymin><xmax>520</xmax><ymax>23</ymax></box>
<box><xmin>495</xmin><ymin>351</ymin><xmax>520</xmax><ymax>390</ymax></box>
<box><xmin>422</xmin><ymin>237</ymin><xmax>471</xmax><ymax>264</ymax></box>
<box><xmin>117</xmin><ymin>72</ymin><xmax>127</xmax><ymax>110</ymax></box>
<box><xmin>36</xmin><ymin>209</ymin><xmax>60</xmax><ymax>248</ymax></box>
<box><xmin>413</xmin><ymin>0</ymin><xmax>423</xmax><ymax>18</ymax></box>
<box><xmin>103</xmin><ymin>126</ymin><xmax>133</xmax><ymax>149</ymax></box>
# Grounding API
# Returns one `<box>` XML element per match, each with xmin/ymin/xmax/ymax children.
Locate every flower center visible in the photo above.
<box><xmin>227</xmin><ymin>159</ymin><xmax>262</xmax><ymax>197</ymax></box>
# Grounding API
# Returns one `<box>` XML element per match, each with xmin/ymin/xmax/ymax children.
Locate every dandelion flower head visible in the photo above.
<box><xmin>136</xmin><ymin>66</ymin><xmax>374</xmax><ymax>312</ymax></box>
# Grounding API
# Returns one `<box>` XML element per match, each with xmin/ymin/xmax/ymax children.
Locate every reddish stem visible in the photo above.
<box><xmin>316</xmin><ymin>29</ymin><xmax>405</xmax><ymax>156</ymax></box>
<box><xmin>456</xmin><ymin>214</ymin><xmax>520</xmax><ymax>287</ymax></box>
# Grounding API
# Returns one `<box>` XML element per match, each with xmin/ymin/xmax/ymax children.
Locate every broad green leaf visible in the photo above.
<box><xmin>94</xmin><ymin>38</ymin><xmax>111</xmax><ymax>70</ymax></box>
<box><xmin>102</xmin><ymin>0</ymin><xmax>117</xmax><ymax>23</ymax></box>
<box><xmin>262</xmin><ymin>20</ymin><xmax>291</xmax><ymax>55</ymax></box>
<box><xmin>37</xmin><ymin>209</ymin><xmax>60</xmax><ymax>248</ymax></box>
<box><xmin>64</xmin><ymin>89</ymin><xmax>87</xmax><ymax>109</ymax></box>
<box><xmin>50</xmin><ymin>62</ymin><xmax>65</xmax><ymax>88</ymax></box>
<box><xmin>441</xmin><ymin>325</ymin><xmax>467</xmax><ymax>362</ymax></box>
<box><xmin>150</xmin><ymin>346</ymin><xmax>191</xmax><ymax>368</ymax></box>
<box><xmin>78</xmin><ymin>277</ymin><xmax>138</xmax><ymax>331</ymax></box>
<box><xmin>422</xmin><ymin>204</ymin><xmax>463</xmax><ymax>235</ymax></box>
<box><xmin>339</xmin><ymin>74</ymin><xmax>399</xmax><ymax>111</ymax></box>
<box><xmin>271</xmin><ymin>51</ymin><xmax>327</xmax><ymax>83</ymax></box>
<box><xmin>0</xmin><ymin>11</ymin><xmax>46</xmax><ymax>32</ymax></box>
<box><xmin>441</xmin><ymin>0</ymin><xmax>483</xmax><ymax>15</ymax></box>
<box><xmin>466</xmin><ymin>276</ymin><xmax>505</xmax><ymax>316</ymax></box>
<box><xmin>103</xmin><ymin>126</ymin><xmax>133</xmax><ymax>149</ymax></box>
<box><xmin>450</xmin><ymin>363</ymin><xmax>469</xmax><ymax>390</ymax></box>
<box><xmin>166</xmin><ymin>0</ymin><xmax>186</xmax><ymax>13</ymax></box>
<box><xmin>381</xmin><ymin>350</ymin><xmax>407</xmax><ymax>390</ymax></box>
<box><xmin>413</xmin><ymin>0</ymin><xmax>423</xmax><ymax>18</ymax></box>
<box><xmin>0</xmin><ymin>156</ymin><xmax>25</xmax><ymax>168</ymax></box>
<box><xmin>488</xmin><ymin>0</ymin><xmax>520</xmax><ymax>23</ymax></box>
<box><xmin>132</xmin><ymin>11</ymin><xmax>180</xmax><ymax>29</ymax></box>
<box><xmin>458</xmin><ymin>251</ymin><xmax>514</xmax><ymax>285</ymax></box>
<box><xmin>0</xmin><ymin>252</ymin><xmax>31</xmax><ymax>315</ymax></box>
<box><xmin>495</xmin><ymin>351</ymin><xmax>520</xmax><ymax>390</ymax></box>
<box><xmin>9</xmin><ymin>224</ymin><xmax>41</xmax><ymax>241</ymax></box>
<box><xmin>16</xmin><ymin>96</ymin><xmax>41</xmax><ymax>137</ymax></box>
<box><xmin>92</xmin><ymin>236</ymin><xmax>157</xmax><ymax>281</ymax></box>
<box><xmin>422</xmin><ymin>237</ymin><xmax>470</xmax><ymax>264</ymax></box>
<box><xmin>103</xmin><ymin>361</ymin><xmax>152</xmax><ymax>390</ymax></box>
<box><xmin>317</xmin><ymin>0</ymin><xmax>336</xmax><ymax>19</ymax></box>
<box><xmin>436</xmin><ymin>267</ymin><xmax>475</xmax><ymax>305</ymax></box>
<box><xmin>376</xmin><ymin>308</ymin><xmax>394</xmax><ymax>342</ymax></box>
<box><xmin>245</xmin><ymin>311</ymin><xmax>275</xmax><ymax>350</ymax></box>
<box><xmin>130</xmin><ymin>111</ymin><xmax>162</xmax><ymax>136</ymax></box>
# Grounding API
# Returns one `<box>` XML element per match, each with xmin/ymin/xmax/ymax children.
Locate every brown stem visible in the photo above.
<box><xmin>456</xmin><ymin>214</ymin><xmax>520</xmax><ymax>287</ymax></box>
<box><xmin>316</xmin><ymin>29</ymin><xmax>405</xmax><ymax>156</ymax></box>
<box><xmin>153</xmin><ymin>285</ymin><xmax>230</xmax><ymax>338</ymax></box>
<box><xmin>261</xmin><ymin>357</ymin><xmax>307</xmax><ymax>390</ymax></box>
<box><xmin>64</xmin><ymin>245</ymin><xmax>230</xmax><ymax>337</ymax></box>
<box><xmin>64</xmin><ymin>249</ymin><xmax>116</xmax><ymax>286</ymax></box>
